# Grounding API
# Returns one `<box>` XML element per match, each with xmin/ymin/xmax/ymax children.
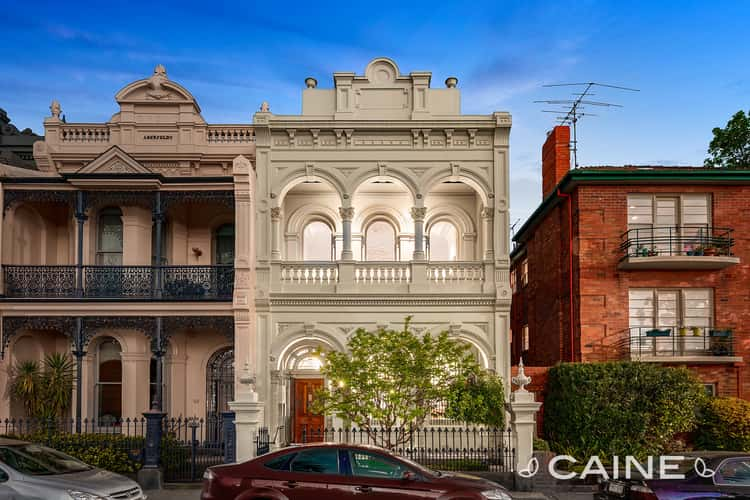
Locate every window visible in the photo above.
<box><xmin>303</xmin><ymin>221</ymin><xmax>334</xmax><ymax>261</ymax></box>
<box><xmin>427</xmin><ymin>221</ymin><xmax>458</xmax><ymax>261</ymax></box>
<box><xmin>703</xmin><ymin>383</ymin><xmax>717</xmax><ymax>397</ymax></box>
<box><xmin>264</xmin><ymin>452</ymin><xmax>297</xmax><ymax>471</ymax></box>
<box><xmin>290</xmin><ymin>448</ymin><xmax>339</xmax><ymax>474</ymax></box>
<box><xmin>97</xmin><ymin>208</ymin><xmax>123</xmax><ymax>265</ymax></box>
<box><xmin>715</xmin><ymin>458</ymin><xmax>750</xmax><ymax>486</ymax></box>
<box><xmin>349</xmin><ymin>450</ymin><xmax>410</xmax><ymax>479</ymax></box>
<box><xmin>510</xmin><ymin>269</ymin><xmax>517</xmax><ymax>293</ymax></box>
<box><xmin>520</xmin><ymin>259</ymin><xmax>529</xmax><ymax>286</ymax></box>
<box><xmin>213</xmin><ymin>224</ymin><xmax>235</xmax><ymax>265</ymax></box>
<box><xmin>365</xmin><ymin>220</ymin><xmax>396</xmax><ymax>261</ymax></box>
<box><xmin>96</xmin><ymin>338</ymin><xmax>122</xmax><ymax>422</ymax></box>
<box><xmin>627</xmin><ymin>194</ymin><xmax>710</xmax><ymax>255</ymax></box>
<box><xmin>522</xmin><ymin>325</ymin><xmax>530</xmax><ymax>352</ymax></box>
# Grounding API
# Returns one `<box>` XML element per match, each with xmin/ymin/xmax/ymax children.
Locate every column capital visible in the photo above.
<box><xmin>480</xmin><ymin>206</ymin><xmax>494</xmax><ymax>219</ymax></box>
<box><xmin>410</xmin><ymin>206</ymin><xmax>427</xmax><ymax>221</ymax></box>
<box><xmin>339</xmin><ymin>206</ymin><xmax>355</xmax><ymax>221</ymax></box>
<box><xmin>270</xmin><ymin>207</ymin><xmax>281</xmax><ymax>220</ymax></box>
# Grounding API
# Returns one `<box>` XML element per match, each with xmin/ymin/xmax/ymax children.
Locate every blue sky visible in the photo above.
<box><xmin>1</xmin><ymin>0</ymin><xmax>748</xmax><ymax>225</ymax></box>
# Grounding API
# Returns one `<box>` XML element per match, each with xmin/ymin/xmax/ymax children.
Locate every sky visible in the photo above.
<box><xmin>1</xmin><ymin>0</ymin><xmax>749</xmax><ymax>227</ymax></box>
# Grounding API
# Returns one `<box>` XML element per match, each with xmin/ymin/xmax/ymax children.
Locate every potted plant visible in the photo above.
<box><xmin>703</xmin><ymin>246</ymin><xmax>717</xmax><ymax>256</ymax></box>
<box><xmin>648</xmin><ymin>247</ymin><xmax>658</xmax><ymax>256</ymax></box>
<box><xmin>692</xmin><ymin>246</ymin><xmax>705</xmax><ymax>256</ymax></box>
<box><xmin>692</xmin><ymin>326</ymin><xmax>702</xmax><ymax>336</ymax></box>
<box><xmin>679</xmin><ymin>326</ymin><xmax>688</xmax><ymax>336</ymax></box>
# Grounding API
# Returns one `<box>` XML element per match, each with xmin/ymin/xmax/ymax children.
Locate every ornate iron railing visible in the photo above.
<box><xmin>3</xmin><ymin>265</ymin><xmax>234</xmax><ymax>300</ymax></box>
<box><xmin>620</xmin><ymin>226</ymin><xmax>734</xmax><ymax>258</ymax></box>
<box><xmin>612</xmin><ymin>326</ymin><xmax>736</xmax><ymax>359</ymax></box>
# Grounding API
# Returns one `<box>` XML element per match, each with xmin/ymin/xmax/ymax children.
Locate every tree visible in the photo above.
<box><xmin>9</xmin><ymin>353</ymin><xmax>75</xmax><ymax>420</ymax></box>
<box><xmin>312</xmin><ymin>317</ymin><xmax>492</xmax><ymax>449</ymax></box>
<box><xmin>445</xmin><ymin>370</ymin><xmax>506</xmax><ymax>428</ymax></box>
<box><xmin>705</xmin><ymin>110</ymin><xmax>750</xmax><ymax>168</ymax></box>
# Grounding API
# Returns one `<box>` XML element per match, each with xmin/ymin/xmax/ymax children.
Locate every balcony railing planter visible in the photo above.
<box><xmin>2</xmin><ymin>265</ymin><xmax>233</xmax><ymax>300</ymax></box>
<box><xmin>614</xmin><ymin>326</ymin><xmax>737</xmax><ymax>360</ymax></box>
<box><xmin>619</xmin><ymin>226</ymin><xmax>739</xmax><ymax>270</ymax></box>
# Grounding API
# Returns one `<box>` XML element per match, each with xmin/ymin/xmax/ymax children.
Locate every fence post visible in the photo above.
<box><xmin>229</xmin><ymin>367</ymin><xmax>264</xmax><ymax>462</ymax></box>
<box><xmin>509</xmin><ymin>359</ymin><xmax>542</xmax><ymax>491</ymax></box>
<box><xmin>222</xmin><ymin>411</ymin><xmax>236</xmax><ymax>463</ymax></box>
<box><xmin>137</xmin><ymin>410</ymin><xmax>166</xmax><ymax>490</ymax></box>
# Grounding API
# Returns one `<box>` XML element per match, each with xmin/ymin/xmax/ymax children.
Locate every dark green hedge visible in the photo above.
<box><xmin>695</xmin><ymin>397</ymin><xmax>750</xmax><ymax>452</ymax></box>
<box><xmin>543</xmin><ymin>362</ymin><xmax>705</xmax><ymax>460</ymax></box>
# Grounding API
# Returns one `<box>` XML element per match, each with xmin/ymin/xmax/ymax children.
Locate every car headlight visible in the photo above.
<box><xmin>482</xmin><ymin>489</ymin><xmax>512</xmax><ymax>500</ymax></box>
<box><xmin>67</xmin><ymin>491</ymin><xmax>105</xmax><ymax>500</ymax></box>
<box><xmin>203</xmin><ymin>469</ymin><xmax>215</xmax><ymax>481</ymax></box>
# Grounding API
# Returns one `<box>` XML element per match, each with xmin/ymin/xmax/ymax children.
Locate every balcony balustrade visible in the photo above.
<box><xmin>618</xmin><ymin>226</ymin><xmax>739</xmax><ymax>270</ymax></box>
<box><xmin>612</xmin><ymin>326</ymin><xmax>739</xmax><ymax>362</ymax></box>
<box><xmin>3</xmin><ymin>265</ymin><xmax>234</xmax><ymax>300</ymax></box>
<box><xmin>272</xmin><ymin>260</ymin><xmax>492</xmax><ymax>294</ymax></box>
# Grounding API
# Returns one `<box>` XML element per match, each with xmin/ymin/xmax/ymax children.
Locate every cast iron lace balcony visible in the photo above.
<box><xmin>3</xmin><ymin>265</ymin><xmax>234</xmax><ymax>300</ymax></box>
<box><xmin>612</xmin><ymin>326</ymin><xmax>738</xmax><ymax>361</ymax></box>
<box><xmin>618</xmin><ymin>226</ymin><xmax>739</xmax><ymax>270</ymax></box>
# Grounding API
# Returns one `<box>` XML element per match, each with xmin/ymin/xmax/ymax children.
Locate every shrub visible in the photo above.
<box><xmin>533</xmin><ymin>437</ymin><xmax>550</xmax><ymax>451</ymax></box>
<box><xmin>543</xmin><ymin>362</ymin><xmax>706</xmax><ymax>460</ymax></box>
<box><xmin>445</xmin><ymin>370</ymin><xmax>506</xmax><ymax>428</ymax></box>
<box><xmin>2</xmin><ymin>432</ymin><xmax>144</xmax><ymax>474</ymax></box>
<box><xmin>695</xmin><ymin>397</ymin><xmax>750</xmax><ymax>452</ymax></box>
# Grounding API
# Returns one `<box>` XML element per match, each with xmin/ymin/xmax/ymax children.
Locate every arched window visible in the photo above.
<box><xmin>96</xmin><ymin>337</ymin><xmax>122</xmax><ymax>423</ymax></box>
<box><xmin>206</xmin><ymin>348</ymin><xmax>234</xmax><ymax>425</ymax></box>
<box><xmin>428</xmin><ymin>221</ymin><xmax>458</xmax><ymax>261</ymax></box>
<box><xmin>365</xmin><ymin>220</ymin><xmax>396</xmax><ymax>261</ymax></box>
<box><xmin>213</xmin><ymin>224</ymin><xmax>235</xmax><ymax>265</ymax></box>
<box><xmin>303</xmin><ymin>221</ymin><xmax>334</xmax><ymax>261</ymax></box>
<box><xmin>97</xmin><ymin>208</ymin><xmax>123</xmax><ymax>265</ymax></box>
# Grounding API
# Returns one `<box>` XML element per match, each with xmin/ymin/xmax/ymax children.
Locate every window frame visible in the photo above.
<box><xmin>346</xmin><ymin>449</ymin><xmax>416</xmax><ymax>480</ymax></box>
<box><xmin>302</xmin><ymin>219</ymin><xmax>335</xmax><ymax>261</ymax></box>
<box><xmin>288</xmin><ymin>448</ymin><xmax>341</xmax><ymax>475</ymax></box>
<box><xmin>363</xmin><ymin>218</ymin><xmax>398</xmax><ymax>261</ymax></box>
<box><xmin>713</xmin><ymin>457</ymin><xmax>750</xmax><ymax>486</ymax></box>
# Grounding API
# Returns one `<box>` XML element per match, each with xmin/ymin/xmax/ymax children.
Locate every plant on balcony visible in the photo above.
<box><xmin>312</xmin><ymin>317</ymin><xmax>494</xmax><ymax>450</ymax></box>
<box><xmin>692</xmin><ymin>326</ymin><xmax>703</xmax><ymax>336</ymax></box>
<box><xmin>544</xmin><ymin>362</ymin><xmax>706</xmax><ymax>460</ymax></box>
<box><xmin>9</xmin><ymin>353</ymin><xmax>74</xmax><ymax>420</ymax></box>
<box><xmin>678</xmin><ymin>326</ymin><xmax>688</xmax><ymax>336</ymax></box>
<box><xmin>695</xmin><ymin>397</ymin><xmax>750</xmax><ymax>452</ymax></box>
<box><xmin>703</xmin><ymin>246</ymin><xmax>718</xmax><ymax>256</ymax></box>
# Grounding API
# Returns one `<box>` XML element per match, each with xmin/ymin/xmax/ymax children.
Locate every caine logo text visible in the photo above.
<box><xmin>518</xmin><ymin>456</ymin><xmax>716</xmax><ymax>480</ymax></box>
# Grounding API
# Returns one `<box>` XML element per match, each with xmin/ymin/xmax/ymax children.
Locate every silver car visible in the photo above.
<box><xmin>0</xmin><ymin>437</ymin><xmax>146</xmax><ymax>500</ymax></box>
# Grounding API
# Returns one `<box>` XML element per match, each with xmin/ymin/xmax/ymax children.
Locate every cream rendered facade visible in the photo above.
<box><xmin>0</xmin><ymin>59</ymin><xmax>512</xmax><ymax>445</ymax></box>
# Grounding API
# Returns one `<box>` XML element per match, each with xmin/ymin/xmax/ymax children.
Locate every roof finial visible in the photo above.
<box><xmin>50</xmin><ymin>100</ymin><xmax>62</xmax><ymax>119</ymax></box>
<box><xmin>512</xmin><ymin>356</ymin><xmax>532</xmax><ymax>392</ymax></box>
<box><xmin>146</xmin><ymin>64</ymin><xmax>171</xmax><ymax>100</ymax></box>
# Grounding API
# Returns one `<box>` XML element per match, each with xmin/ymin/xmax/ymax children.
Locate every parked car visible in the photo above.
<box><xmin>596</xmin><ymin>452</ymin><xmax>750</xmax><ymax>500</ymax></box>
<box><xmin>0</xmin><ymin>437</ymin><xmax>145</xmax><ymax>500</ymax></box>
<box><xmin>201</xmin><ymin>442</ymin><xmax>512</xmax><ymax>499</ymax></box>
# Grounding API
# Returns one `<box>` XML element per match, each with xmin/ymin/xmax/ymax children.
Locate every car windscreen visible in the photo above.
<box><xmin>0</xmin><ymin>444</ymin><xmax>93</xmax><ymax>475</ymax></box>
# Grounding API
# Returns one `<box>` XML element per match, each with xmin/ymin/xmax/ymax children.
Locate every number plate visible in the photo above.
<box><xmin>607</xmin><ymin>482</ymin><xmax>625</xmax><ymax>495</ymax></box>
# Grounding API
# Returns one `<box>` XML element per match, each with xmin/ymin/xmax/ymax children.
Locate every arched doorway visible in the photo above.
<box><xmin>205</xmin><ymin>347</ymin><xmax>234</xmax><ymax>441</ymax></box>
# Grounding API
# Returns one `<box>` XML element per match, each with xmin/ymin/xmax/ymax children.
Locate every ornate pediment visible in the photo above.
<box><xmin>77</xmin><ymin>146</ymin><xmax>152</xmax><ymax>175</ymax></box>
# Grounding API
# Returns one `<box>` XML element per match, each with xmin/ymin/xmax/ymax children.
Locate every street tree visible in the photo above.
<box><xmin>705</xmin><ymin>110</ymin><xmax>750</xmax><ymax>168</ymax></box>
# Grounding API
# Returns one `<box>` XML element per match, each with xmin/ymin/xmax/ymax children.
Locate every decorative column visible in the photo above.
<box><xmin>150</xmin><ymin>317</ymin><xmax>165</xmax><ymax>412</ymax></box>
<box><xmin>411</xmin><ymin>206</ymin><xmax>427</xmax><ymax>261</ymax></box>
<box><xmin>229</xmin><ymin>365</ymin><xmax>265</xmax><ymax>461</ymax></box>
<box><xmin>339</xmin><ymin>206</ymin><xmax>354</xmax><ymax>261</ymax></box>
<box><xmin>138</xmin><ymin>408</ymin><xmax>166</xmax><ymax>490</ymax></box>
<box><xmin>152</xmin><ymin>193</ymin><xmax>164</xmax><ymax>298</ymax></box>
<box><xmin>508</xmin><ymin>358</ymin><xmax>542</xmax><ymax>488</ymax></box>
<box><xmin>72</xmin><ymin>317</ymin><xmax>86</xmax><ymax>433</ymax></box>
<box><xmin>75</xmin><ymin>191</ymin><xmax>88</xmax><ymax>297</ymax></box>
<box><xmin>270</xmin><ymin>207</ymin><xmax>281</xmax><ymax>260</ymax></box>
<box><xmin>481</xmin><ymin>206</ymin><xmax>494</xmax><ymax>261</ymax></box>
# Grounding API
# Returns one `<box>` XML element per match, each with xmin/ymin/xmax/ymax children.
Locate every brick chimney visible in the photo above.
<box><xmin>542</xmin><ymin>125</ymin><xmax>571</xmax><ymax>197</ymax></box>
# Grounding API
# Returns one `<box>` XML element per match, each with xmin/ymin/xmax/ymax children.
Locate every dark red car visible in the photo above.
<box><xmin>201</xmin><ymin>443</ymin><xmax>512</xmax><ymax>499</ymax></box>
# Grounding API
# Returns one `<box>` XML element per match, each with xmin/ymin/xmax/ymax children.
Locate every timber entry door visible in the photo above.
<box><xmin>292</xmin><ymin>378</ymin><xmax>324</xmax><ymax>443</ymax></box>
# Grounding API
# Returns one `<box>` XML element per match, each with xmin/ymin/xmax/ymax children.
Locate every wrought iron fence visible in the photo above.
<box><xmin>161</xmin><ymin>416</ymin><xmax>227</xmax><ymax>482</ymax></box>
<box><xmin>255</xmin><ymin>426</ymin><xmax>271</xmax><ymax>456</ymax></box>
<box><xmin>0</xmin><ymin>417</ymin><xmax>147</xmax><ymax>465</ymax></box>
<box><xmin>3</xmin><ymin>265</ymin><xmax>234</xmax><ymax>300</ymax></box>
<box><xmin>298</xmin><ymin>426</ymin><xmax>515</xmax><ymax>472</ymax></box>
<box><xmin>620</xmin><ymin>226</ymin><xmax>734</xmax><ymax>258</ymax></box>
<box><xmin>612</xmin><ymin>327</ymin><xmax>735</xmax><ymax>359</ymax></box>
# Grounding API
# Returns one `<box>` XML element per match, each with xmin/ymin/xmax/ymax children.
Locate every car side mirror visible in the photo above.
<box><xmin>402</xmin><ymin>471</ymin><xmax>417</xmax><ymax>481</ymax></box>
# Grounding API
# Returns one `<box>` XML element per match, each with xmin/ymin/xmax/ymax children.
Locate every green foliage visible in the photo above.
<box><xmin>312</xmin><ymin>317</ymin><xmax>483</xmax><ymax>449</ymax></box>
<box><xmin>533</xmin><ymin>438</ymin><xmax>550</xmax><ymax>451</ymax></box>
<box><xmin>2</xmin><ymin>432</ymin><xmax>143</xmax><ymax>474</ymax></box>
<box><xmin>705</xmin><ymin>110</ymin><xmax>750</xmax><ymax>168</ymax></box>
<box><xmin>695</xmin><ymin>397</ymin><xmax>750</xmax><ymax>452</ymax></box>
<box><xmin>9</xmin><ymin>353</ymin><xmax>75</xmax><ymax>420</ymax></box>
<box><xmin>445</xmin><ymin>370</ymin><xmax>506</xmax><ymax>428</ymax></box>
<box><xmin>544</xmin><ymin>362</ymin><xmax>706</xmax><ymax>460</ymax></box>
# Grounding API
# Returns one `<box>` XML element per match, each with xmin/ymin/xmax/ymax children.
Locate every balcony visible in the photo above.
<box><xmin>614</xmin><ymin>327</ymin><xmax>741</xmax><ymax>363</ymax></box>
<box><xmin>618</xmin><ymin>226</ymin><xmax>739</xmax><ymax>270</ymax></box>
<box><xmin>272</xmin><ymin>261</ymin><xmax>492</xmax><ymax>294</ymax></box>
<box><xmin>3</xmin><ymin>265</ymin><xmax>233</xmax><ymax>300</ymax></box>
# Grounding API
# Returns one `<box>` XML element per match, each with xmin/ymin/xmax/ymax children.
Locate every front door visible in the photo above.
<box><xmin>293</xmin><ymin>378</ymin><xmax>324</xmax><ymax>443</ymax></box>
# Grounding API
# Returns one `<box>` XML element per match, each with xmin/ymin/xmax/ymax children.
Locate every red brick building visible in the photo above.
<box><xmin>510</xmin><ymin>126</ymin><xmax>749</xmax><ymax>401</ymax></box>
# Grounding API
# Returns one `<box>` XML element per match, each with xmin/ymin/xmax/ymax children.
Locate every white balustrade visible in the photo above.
<box><xmin>426</xmin><ymin>262</ymin><xmax>484</xmax><ymax>283</ymax></box>
<box><xmin>61</xmin><ymin>125</ymin><xmax>110</xmax><ymax>143</ymax></box>
<box><xmin>207</xmin><ymin>126</ymin><xmax>255</xmax><ymax>143</ymax></box>
<box><xmin>279</xmin><ymin>262</ymin><xmax>338</xmax><ymax>284</ymax></box>
<box><xmin>354</xmin><ymin>262</ymin><xmax>411</xmax><ymax>284</ymax></box>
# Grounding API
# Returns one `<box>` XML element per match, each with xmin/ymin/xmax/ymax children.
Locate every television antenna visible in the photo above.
<box><xmin>535</xmin><ymin>82</ymin><xmax>639</xmax><ymax>168</ymax></box>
